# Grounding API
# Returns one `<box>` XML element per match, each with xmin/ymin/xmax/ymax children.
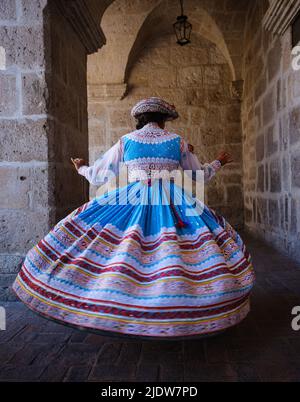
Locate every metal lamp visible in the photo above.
<box><xmin>173</xmin><ymin>0</ymin><xmax>192</xmax><ymax>46</ymax></box>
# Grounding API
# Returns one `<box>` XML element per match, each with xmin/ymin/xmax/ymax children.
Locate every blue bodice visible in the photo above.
<box><xmin>121</xmin><ymin>123</ymin><xmax>182</xmax><ymax>181</ymax></box>
<box><xmin>123</xmin><ymin>135</ymin><xmax>181</xmax><ymax>162</ymax></box>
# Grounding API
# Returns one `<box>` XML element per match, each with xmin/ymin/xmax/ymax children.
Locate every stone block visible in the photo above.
<box><xmin>0</xmin><ymin>274</ymin><xmax>16</xmax><ymax>287</ymax></box>
<box><xmin>225</xmin><ymin>124</ymin><xmax>242</xmax><ymax>144</ymax></box>
<box><xmin>0</xmin><ymin>254</ymin><xmax>24</xmax><ymax>274</ymax></box>
<box><xmin>0</xmin><ymin>74</ymin><xmax>17</xmax><ymax>117</ymax></box>
<box><xmin>225</xmin><ymin>104</ymin><xmax>241</xmax><ymax>123</ymax></box>
<box><xmin>22</xmin><ymin>73</ymin><xmax>47</xmax><ymax>115</ymax></box>
<box><xmin>291</xmin><ymin>70</ymin><xmax>300</xmax><ymax>99</ymax></box>
<box><xmin>249</xmin><ymin>166</ymin><xmax>256</xmax><ymax>180</ymax></box>
<box><xmin>149</xmin><ymin>88</ymin><xmax>187</xmax><ymax>106</ymax></box>
<box><xmin>269</xmin><ymin>199</ymin><xmax>280</xmax><ymax>227</ymax></box>
<box><xmin>207</xmin><ymin>86</ymin><xmax>231</xmax><ymax>104</ymax></box>
<box><xmin>277</xmin><ymin>76</ymin><xmax>287</xmax><ymax>111</ymax></box>
<box><xmin>31</xmin><ymin>167</ymin><xmax>49</xmax><ymax>210</ymax></box>
<box><xmin>224</xmin><ymin>144</ymin><xmax>242</xmax><ymax>163</ymax></box>
<box><xmin>0</xmin><ymin>166</ymin><xmax>30</xmax><ymax>209</ymax></box>
<box><xmin>257</xmin><ymin>197</ymin><xmax>268</xmax><ymax>224</ymax></box>
<box><xmin>292</xmin><ymin>154</ymin><xmax>300</xmax><ymax>188</ymax></box>
<box><xmin>266</xmin><ymin>125</ymin><xmax>278</xmax><ymax>156</ymax></box>
<box><xmin>256</xmin><ymin>134</ymin><xmax>264</xmax><ymax>162</ymax></box>
<box><xmin>0</xmin><ymin>0</ymin><xmax>16</xmax><ymax>20</ymax></box>
<box><xmin>263</xmin><ymin>90</ymin><xmax>275</xmax><ymax>126</ymax></box>
<box><xmin>0</xmin><ymin>285</ymin><xmax>18</xmax><ymax>301</ymax></box>
<box><xmin>150</xmin><ymin>67</ymin><xmax>176</xmax><ymax>88</ymax></box>
<box><xmin>289</xmin><ymin>106</ymin><xmax>300</xmax><ymax>145</ymax></box>
<box><xmin>279</xmin><ymin>113</ymin><xmax>289</xmax><ymax>151</ymax></box>
<box><xmin>109</xmin><ymin>109</ymin><xmax>133</xmax><ymax>128</ymax></box>
<box><xmin>0</xmin><ymin>118</ymin><xmax>48</xmax><ymax>162</ymax></box>
<box><xmin>170</xmin><ymin>46</ymin><xmax>209</xmax><ymax>66</ymax></box>
<box><xmin>207</xmin><ymin>186</ymin><xmax>225</xmax><ymax>205</ymax></box>
<box><xmin>178</xmin><ymin>66</ymin><xmax>203</xmax><ymax>88</ymax></box>
<box><xmin>0</xmin><ymin>26</ymin><xmax>45</xmax><ymax>69</ymax></box>
<box><xmin>88</xmin><ymin>123</ymin><xmax>106</xmax><ymax>147</ymax></box>
<box><xmin>185</xmin><ymin>88</ymin><xmax>206</xmax><ymax>106</ymax></box>
<box><xmin>190</xmin><ymin>108</ymin><xmax>206</xmax><ymax>126</ymax></box>
<box><xmin>88</xmin><ymin>103</ymin><xmax>106</xmax><ymax>120</ymax></box>
<box><xmin>282</xmin><ymin>156</ymin><xmax>290</xmax><ymax>192</ymax></box>
<box><xmin>0</xmin><ymin>209</ymin><xmax>50</xmax><ymax>253</ymax></box>
<box><xmin>226</xmin><ymin>185</ymin><xmax>243</xmax><ymax>207</ymax></box>
<box><xmin>19</xmin><ymin>0</ymin><xmax>47</xmax><ymax>23</ymax></box>
<box><xmin>291</xmin><ymin>198</ymin><xmax>299</xmax><ymax>234</ymax></box>
<box><xmin>270</xmin><ymin>159</ymin><xmax>281</xmax><ymax>193</ymax></box>
<box><xmin>244</xmin><ymin>207</ymin><xmax>253</xmax><ymax>223</ymax></box>
<box><xmin>257</xmin><ymin>164</ymin><xmax>264</xmax><ymax>192</ymax></box>
<box><xmin>200</xmin><ymin>129</ymin><xmax>224</xmax><ymax>147</ymax></box>
<box><xmin>204</xmin><ymin>66</ymin><xmax>221</xmax><ymax>86</ymax></box>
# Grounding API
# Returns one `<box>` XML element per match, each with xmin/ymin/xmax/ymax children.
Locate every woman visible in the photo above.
<box><xmin>13</xmin><ymin>97</ymin><xmax>255</xmax><ymax>340</ymax></box>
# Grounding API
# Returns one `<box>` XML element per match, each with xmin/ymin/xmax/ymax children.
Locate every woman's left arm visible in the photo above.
<box><xmin>180</xmin><ymin>139</ymin><xmax>232</xmax><ymax>183</ymax></box>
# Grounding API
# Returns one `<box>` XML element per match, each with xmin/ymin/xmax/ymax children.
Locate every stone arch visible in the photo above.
<box><xmin>125</xmin><ymin>0</ymin><xmax>236</xmax><ymax>84</ymax></box>
<box><xmin>87</xmin><ymin>0</ymin><xmax>161</xmax><ymax>93</ymax></box>
<box><xmin>87</xmin><ymin>0</ymin><xmax>249</xmax><ymax>99</ymax></box>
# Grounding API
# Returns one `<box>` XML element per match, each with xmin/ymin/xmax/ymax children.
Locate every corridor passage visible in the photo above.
<box><xmin>0</xmin><ymin>232</ymin><xmax>300</xmax><ymax>382</ymax></box>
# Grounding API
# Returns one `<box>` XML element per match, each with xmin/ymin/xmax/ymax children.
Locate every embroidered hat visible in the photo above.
<box><xmin>131</xmin><ymin>97</ymin><xmax>179</xmax><ymax>121</ymax></box>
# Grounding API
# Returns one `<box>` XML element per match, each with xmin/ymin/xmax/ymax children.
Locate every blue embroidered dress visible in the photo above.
<box><xmin>13</xmin><ymin>122</ymin><xmax>255</xmax><ymax>339</ymax></box>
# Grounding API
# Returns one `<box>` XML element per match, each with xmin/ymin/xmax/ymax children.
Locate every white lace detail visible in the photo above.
<box><xmin>126</xmin><ymin>157</ymin><xmax>178</xmax><ymax>164</ymax></box>
<box><xmin>125</xmin><ymin>123</ymin><xmax>180</xmax><ymax>145</ymax></box>
<box><xmin>127</xmin><ymin>159</ymin><xmax>180</xmax><ymax>182</ymax></box>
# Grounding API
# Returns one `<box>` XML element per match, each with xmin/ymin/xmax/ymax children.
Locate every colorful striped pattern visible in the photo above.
<box><xmin>13</xmin><ymin>195</ymin><xmax>255</xmax><ymax>338</ymax></box>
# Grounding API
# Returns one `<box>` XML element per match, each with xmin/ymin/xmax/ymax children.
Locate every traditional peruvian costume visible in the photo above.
<box><xmin>13</xmin><ymin>97</ymin><xmax>255</xmax><ymax>339</ymax></box>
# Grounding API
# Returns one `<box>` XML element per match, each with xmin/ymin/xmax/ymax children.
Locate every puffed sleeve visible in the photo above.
<box><xmin>78</xmin><ymin>139</ymin><xmax>123</xmax><ymax>186</ymax></box>
<box><xmin>179</xmin><ymin>138</ymin><xmax>222</xmax><ymax>183</ymax></box>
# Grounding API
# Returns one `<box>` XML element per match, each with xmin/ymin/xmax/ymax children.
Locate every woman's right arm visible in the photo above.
<box><xmin>72</xmin><ymin>139</ymin><xmax>124</xmax><ymax>186</ymax></box>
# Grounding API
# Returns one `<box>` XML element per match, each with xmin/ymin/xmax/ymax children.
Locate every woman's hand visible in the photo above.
<box><xmin>216</xmin><ymin>151</ymin><xmax>233</xmax><ymax>166</ymax></box>
<box><xmin>71</xmin><ymin>158</ymin><xmax>86</xmax><ymax>171</ymax></box>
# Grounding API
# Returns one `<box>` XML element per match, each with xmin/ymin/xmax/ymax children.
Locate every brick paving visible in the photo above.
<box><xmin>1</xmin><ymin>232</ymin><xmax>300</xmax><ymax>382</ymax></box>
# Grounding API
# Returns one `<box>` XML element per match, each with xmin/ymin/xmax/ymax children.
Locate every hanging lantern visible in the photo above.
<box><xmin>173</xmin><ymin>0</ymin><xmax>192</xmax><ymax>46</ymax></box>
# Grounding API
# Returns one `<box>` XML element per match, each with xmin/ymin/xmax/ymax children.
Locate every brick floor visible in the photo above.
<box><xmin>1</xmin><ymin>232</ymin><xmax>300</xmax><ymax>382</ymax></box>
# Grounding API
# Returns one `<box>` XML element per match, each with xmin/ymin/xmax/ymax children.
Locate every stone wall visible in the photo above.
<box><xmin>0</xmin><ymin>0</ymin><xmax>108</xmax><ymax>301</ymax></box>
<box><xmin>0</xmin><ymin>0</ymin><xmax>51</xmax><ymax>300</ymax></box>
<box><xmin>242</xmin><ymin>0</ymin><xmax>300</xmax><ymax>262</ymax></box>
<box><xmin>88</xmin><ymin>32</ymin><xmax>244</xmax><ymax>227</ymax></box>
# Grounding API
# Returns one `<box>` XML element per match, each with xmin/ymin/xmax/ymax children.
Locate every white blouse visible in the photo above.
<box><xmin>78</xmin><ymin>140</ymin><xmax>123</xmax><ymax>186</ymax></box>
